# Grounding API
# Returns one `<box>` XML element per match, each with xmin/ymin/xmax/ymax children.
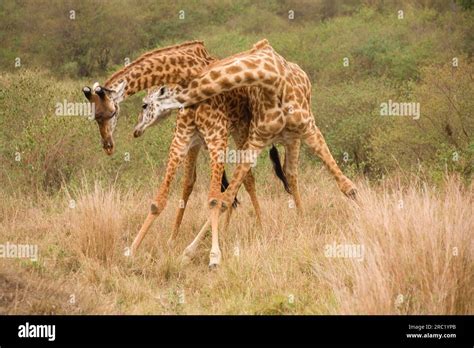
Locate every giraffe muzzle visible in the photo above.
<box><xmin>133</xmin><ymin>128</ymin><xmax>144</xmax><ymax>138</ymax></box>
<box><xmin>102</xmin><ymin>139</ymin><xmax>115</xmax><ymax>155</ymax></box>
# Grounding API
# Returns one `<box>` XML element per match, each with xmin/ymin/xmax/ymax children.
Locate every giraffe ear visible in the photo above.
<box><xmin>110</xmin><ymin>80</ymin><xmax>127</xmax><ymax>103</ymax></box>
<box><xmin>151</xmin><ymin>86</ymin><xmax>170</xmax><ymax>102</ymax></box>
<box><xmin>159</xmin><ymin>86</ymin><xmax>167</xmax><ymax>96</ymax></box>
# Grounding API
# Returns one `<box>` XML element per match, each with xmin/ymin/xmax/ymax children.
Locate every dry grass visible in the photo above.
<box><xmin>0</xmin><ymin>170</ymin><xmax>472</xmax><ymax>314</ymax></box>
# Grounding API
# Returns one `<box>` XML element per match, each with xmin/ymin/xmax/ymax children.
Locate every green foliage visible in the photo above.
<box><xmin>368</xmin><ymin>62</ymin><xmax>474</xmax><ymax>181</ymax></box>
<box><xmin>0</xmin><ymin>70</ymin><xmax>176</xmax><ymax>194</ymax></box>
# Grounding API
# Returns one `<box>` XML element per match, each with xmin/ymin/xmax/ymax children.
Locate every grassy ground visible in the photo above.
<box><xmin>0</xmin><ymin>169</ymin><xmax>472</xmax><ymax>314</ymax></box>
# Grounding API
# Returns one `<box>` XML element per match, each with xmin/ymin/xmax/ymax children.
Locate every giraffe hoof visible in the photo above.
<box><xmin>209</xmin><ymin>198</ymin><xmax>219</xmax><ymax>208</ymax></box>
<box><xmin>345</xmin><ymin>188</ymin><xmax>357</xmax><ymax>200</ymax></box>
<box><xmin>150</xmin><ymin>202</ymin><xmax>159</xmax><ymax>215</ymax></box>
<box><xmin>208</xmin><ymin>263</ymin><xmax>219</xmax><ymax>270</ymax></box>
<box><xmin>180</xmin><ymin>246</ymin><xmax>196</xmax><ymax>265</ymax></box>
<box><xmin>209</xmin><ymin>251</ymin><xmax>221</xmax><ymax>268</ymax></box>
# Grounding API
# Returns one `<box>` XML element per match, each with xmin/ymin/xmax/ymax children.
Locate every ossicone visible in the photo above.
<box><xmin>82</xmin><ymin>86</ymin><xmax>92</xmax><ymax>100</ymax></box>
<box><xmin>94</xmin><ymin>85</ymin><xmax>106</xmax><ymax>99</ymax></box>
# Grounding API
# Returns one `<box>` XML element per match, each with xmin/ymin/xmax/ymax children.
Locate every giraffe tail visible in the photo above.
<box><xmin>269</xmin><ymin>144</ymin><xmax>292</xmax><ymax>194</ymax></box>
<box><xmin>221</xmin><ymin>170</ymin><xmax>239</xmax><ymax>208</ymax></box>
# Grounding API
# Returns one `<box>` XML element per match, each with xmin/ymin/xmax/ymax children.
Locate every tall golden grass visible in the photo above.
<box><xmin>0</xmin><ymin>170</ymin><xmax>472</xmax><ymax>314</ymax></box>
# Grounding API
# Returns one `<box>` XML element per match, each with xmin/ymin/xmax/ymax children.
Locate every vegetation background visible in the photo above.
<box><xmin>0</xmin><ymin>0</ymin><xmax>472</xmax><ymax>314</ymax></box>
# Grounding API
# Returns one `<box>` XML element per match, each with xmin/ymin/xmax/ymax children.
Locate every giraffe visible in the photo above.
<box><xmin>81</xmin><ymin>41</ymin><xmax>292</xmax><ymax>255</ymax></box>
<box><xmin>146</xmin><ymin>39</ymin><xmax>357</xmax><ymax>267</ymax></box>
<box><xmin>82</xmin><ymin>41</ymin><xmax>216</xmax><ymax>156</ymax></box>
<box><xmin>134</xmin><ymin>85</ymin><xmax>294</xmax><ymax>263</ymax></box>
<box><xmin>129</xmin><ymin>83</ymin><xmax>296</xmax><ymax>257</ymax></box>
<box><xmin>132</xmin><ymin>85</ymin><xmax>291</xmax><ymax>255</ymax></box>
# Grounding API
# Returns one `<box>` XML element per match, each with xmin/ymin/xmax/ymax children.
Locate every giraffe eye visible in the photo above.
<box><xmin>142</xmin><ymin>103</ymin><xmax>148</xmax><ymax>110</ymax></box>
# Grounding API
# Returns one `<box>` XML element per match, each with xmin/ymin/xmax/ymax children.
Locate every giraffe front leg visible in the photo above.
<box><xmin>209</xmin><ymin>143</ymin><xmax>265</xmax><ymax>268</ymax></box>
<box><xmin>130</xmin><ymin>120</ymin><xmax>196</xmax><ymax>256</ymax></box>
<box><xmin>130</xmin><ymin>182</ymin><xmax>172</xmax><ymax>256</ymax></box>
<box><xmin>303</xmin><ymin>124</ymin><xmax>357</xmax><ymax>199</ymax></box>
<box><xmin>206</xmin><ymin>142</ymin><xmax>227</xmax><ymax>268</ymax></box>
<box><xmin>130</xmin><ymin>150</ymin><xmax>183</xmax><ymax>256</ymax></box>
<box><xmin>208</xmin><ymin>206</ymin><xmax>221</xmax><ymax>269</ymax></box>
<box><xmin>197</xmin><ymin>107</ymin><xmax>229</xmax><ymax>268</ymax></box>
<box><xmin>167</xmin><ymin>144</ymin><xmax>201</xmax><ymax>248</ymax></box>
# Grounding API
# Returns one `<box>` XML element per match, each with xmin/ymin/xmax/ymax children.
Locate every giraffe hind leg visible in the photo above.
<box><xmin>283</xmin><ymin>139</ymin><xmax>303</xmax><ymax>213</ymax></box>
<box><xmin>303</xmin><ymin>123</ymin><xmax>357</xmax><ymax>199</ymax></box>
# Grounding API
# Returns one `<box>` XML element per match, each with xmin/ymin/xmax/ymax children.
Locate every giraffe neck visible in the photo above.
<box><xmin>104</xmin><ymin>41</ymin><xmax>216</xmax><ymax>99</ymax></box>
<box><xmin>171</xmin><ymin>44</ymin><xmax>283</xmax><ymax>107</ymax></box>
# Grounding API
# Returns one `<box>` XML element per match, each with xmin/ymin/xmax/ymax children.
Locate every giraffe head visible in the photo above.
<box><xmin>133</xmin><ymin>85</ymin><xmax>179</xmax><ymax>138</ymax></box>
<box><xmin>82</xmin><ymin>80</ymin><xmax>127</xmax><ymax>155</ymax></box>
